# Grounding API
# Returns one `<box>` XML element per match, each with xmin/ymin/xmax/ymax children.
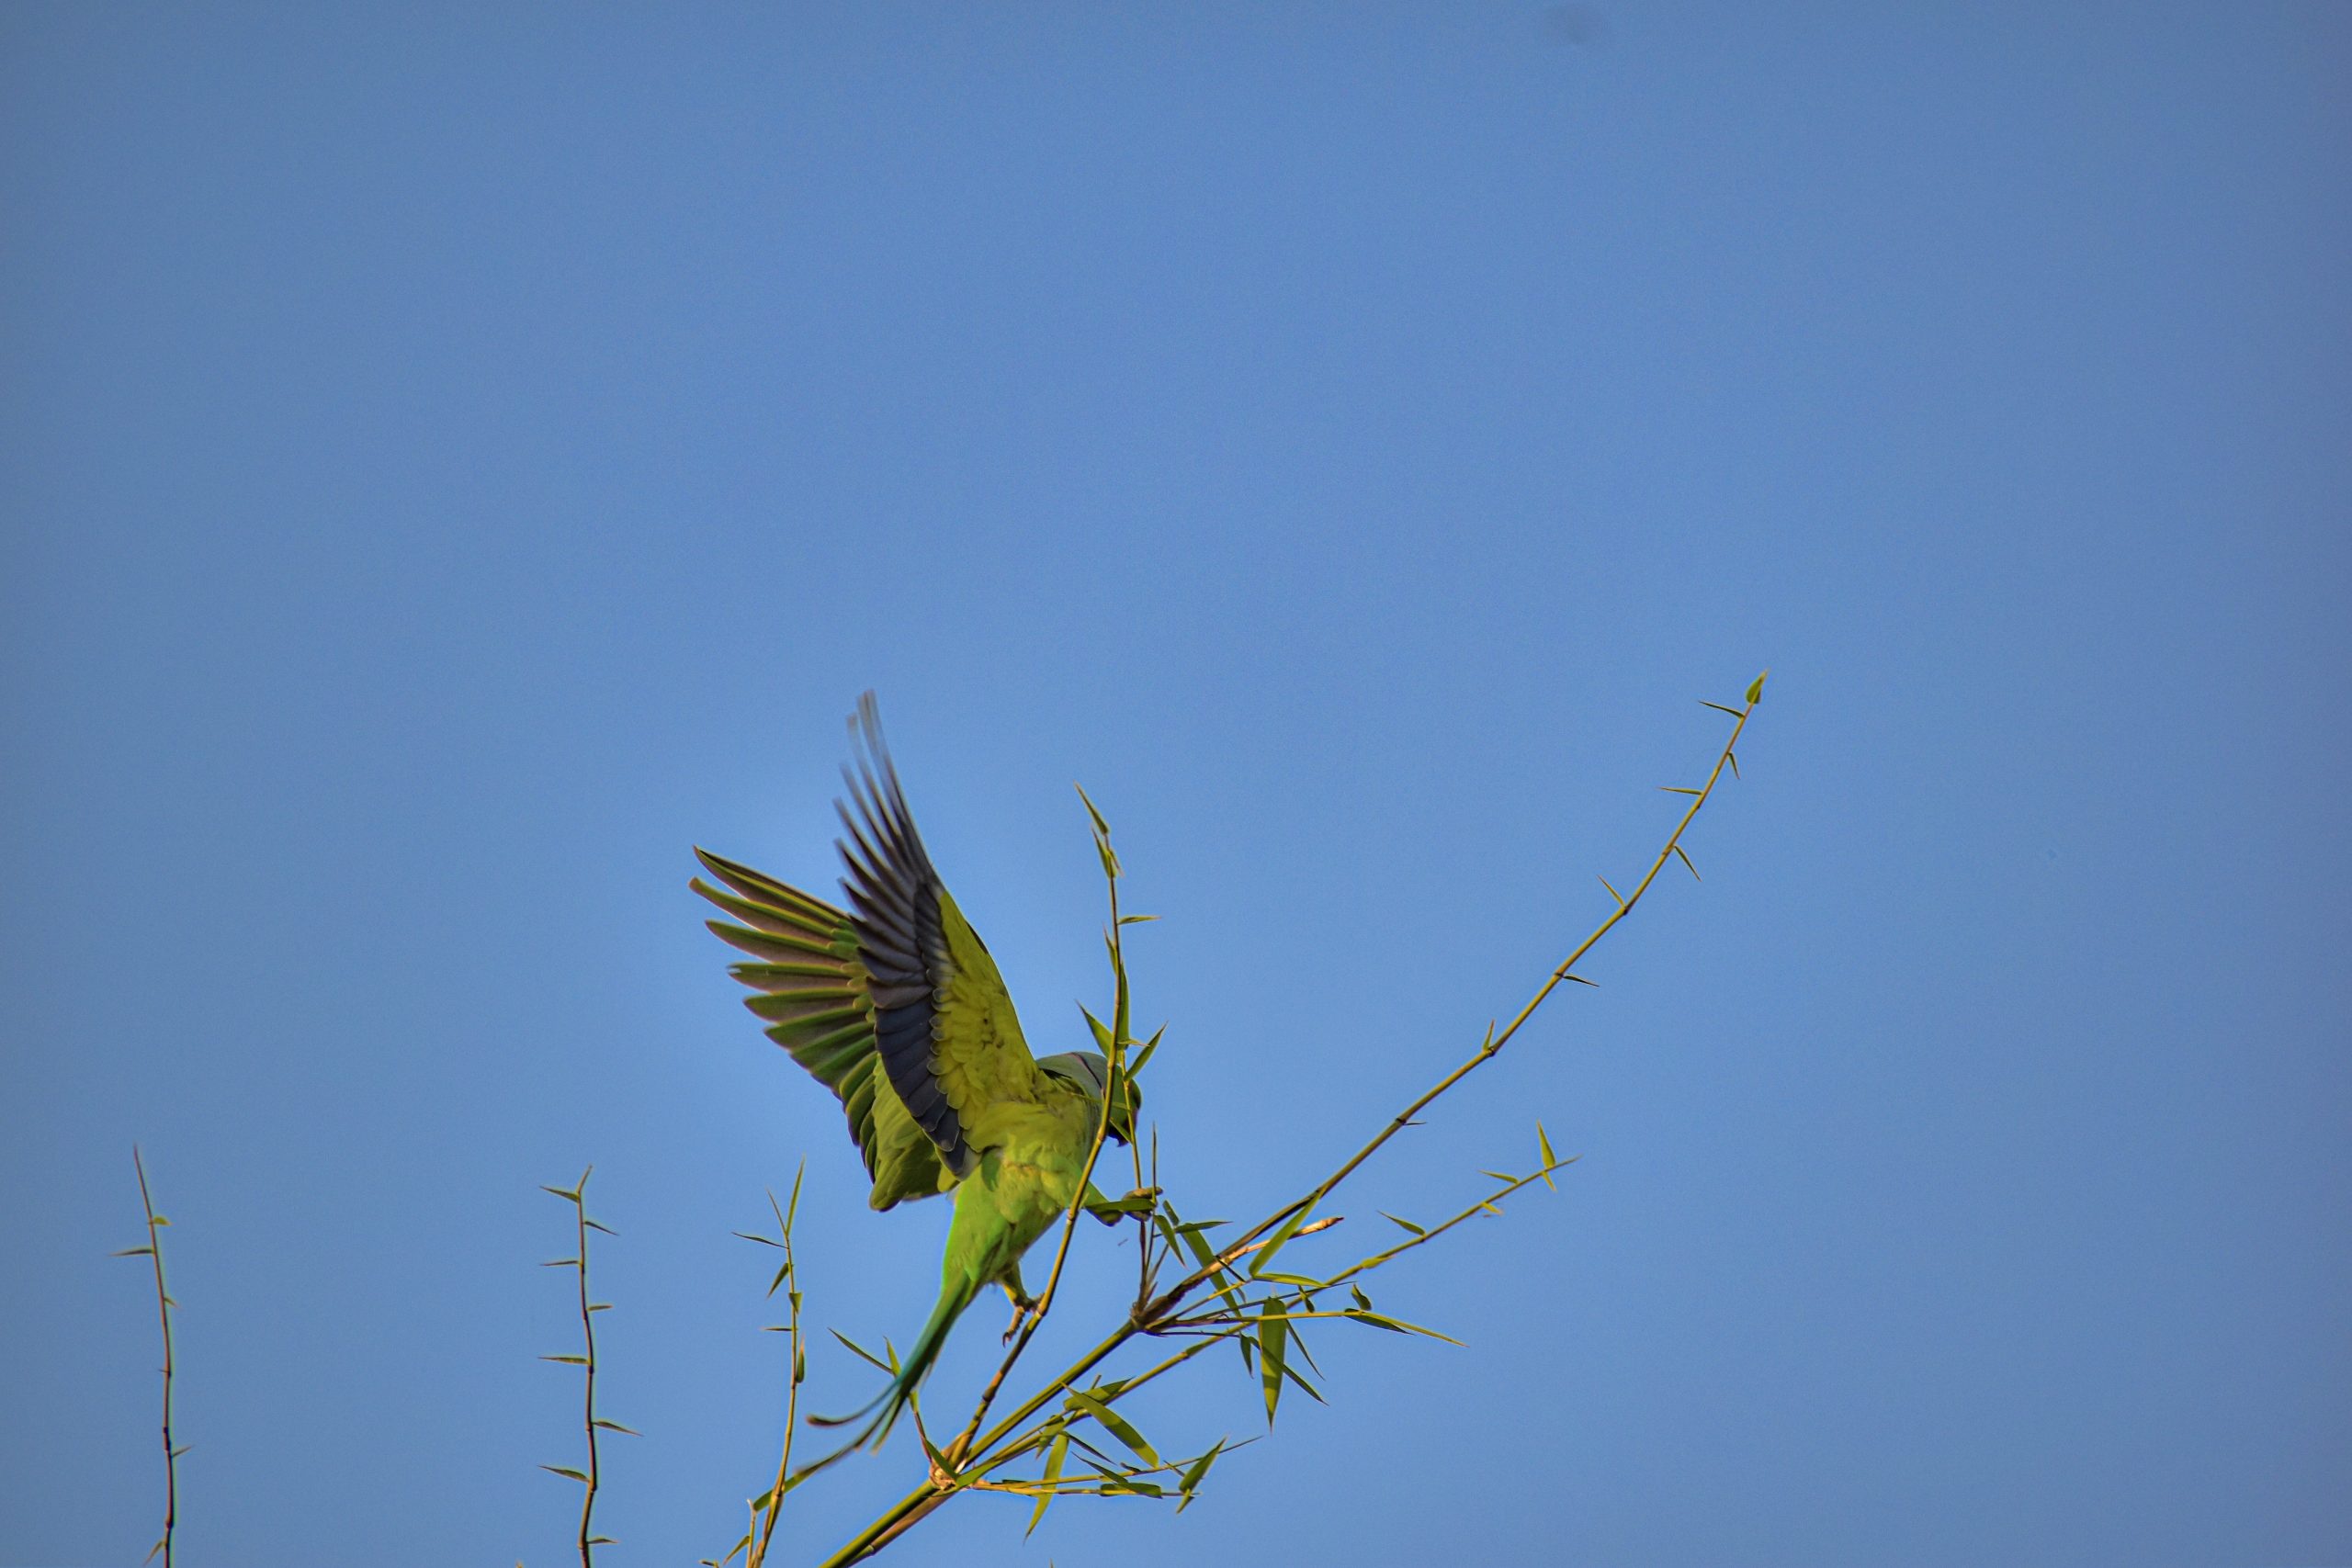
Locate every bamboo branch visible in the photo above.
<box><xmin>744</xmin><ymin>1168</ymin><xmax>808</xmax><ymax>1568</ymax></box>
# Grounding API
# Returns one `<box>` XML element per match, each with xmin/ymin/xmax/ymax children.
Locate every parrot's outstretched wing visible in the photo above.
<box><xmin>833</xmin><ymin>694</ymin><xmax>1047</xmax><ymax>1178</ymax></box>
<box><xmin>691</xmin><ymin>848</ymin><xmax>952</xmax><ymax>1210</ymax></box>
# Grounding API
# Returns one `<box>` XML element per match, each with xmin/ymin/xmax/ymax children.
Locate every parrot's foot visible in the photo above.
<box><xmin>1001</xmin><ymin>1303</ymin><xmax>1031</xmax><ymax>1345</ymax></box>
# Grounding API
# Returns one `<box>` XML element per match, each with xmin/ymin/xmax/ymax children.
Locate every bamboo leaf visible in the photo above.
<box><xmin>540</xmin><ymin>1354</ymin><xmax>590</xmax><ymax>1365</ymax></box>
<box><xmin>1380</xmin><ymin>1211</ymin><xmax>1426</xmax><ymax>1236</ymax></box>
<box><xmin>1248</xmin><ymin>1204</ymin><xmax>1317</xmax><ymax>1278</ymax></box>
<box><xmin>540</xmin><ymin>1464</ymin><xmax>591</xmax><ymax>1483</ymax></box>
<box><xmin>830</xmin><ymin>1329</ymin><xmax>892</xmax><ymax>1372</ymax></box>
<box><xmin>1658</xmin><ymin>785</ymin><xmax>1703</xmax><ymax>796</ymax></box>
<box><xmin>1075</xmin><ymin>782</ymin><xmax>1111</xmax><ymax>837</ymax></box>
<box><xmin>1066</xmin><ymin>1389</ymin><xmax>1160</xmax><ymax>1467</ymax></box>
<box><xmin>1537</xmin><ymin>1122</ymin><xmax>1559</xmax><ymax>1189</ymax></box>
<box><xmin>1747</xmin><ymin>670</ymin><xmax>1769</xmax><ymax>704</ymax></box>
<box><xmin>1701</xmin><ymin>700</ymin><xmax>1745</xmax><ymax>717</ymax></box>
<box><xmin>1026</xmin><ymin>1428</ymin><xmax>1072</xmax><ymax>1537</ymax></box>
<box><xmin>1176</xmin><ymin>1439</ymin><xmax>1225</xmax><ymax>1512</ymax></box>
<box><xmin>593</xmin><ymin>1419</ymin><xmax>639</xmax><ymax>1435</ymax></box>
<box><xmin>1259</xmin><ymin>1304</ymin><xmax>1287</xmax><ymax>1425</ymax></box>
<box><xmin>1345</xmin><ymin>1310</ymin><xmax>1464</xmax><ymax>1345</ymax></box>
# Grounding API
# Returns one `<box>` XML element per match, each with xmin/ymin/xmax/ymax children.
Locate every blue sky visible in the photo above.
<box><xmin>3</xmin><ymin>5</ymin><xmax>2346</xmax><ymax>1564</ymax></box>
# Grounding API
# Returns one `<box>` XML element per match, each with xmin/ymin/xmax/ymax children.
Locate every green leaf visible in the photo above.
<box><xmin>1127</xmin><ymin>1025</ymin><xmax>1165</xmax><ymax>1077</ymax></box>
<box><xmin>1117</xmin><ymin>913</ymin><xmax>1158</xmax><ymax>925</ymax></box>
<box><xmin>1380</xmin><ymin>1211</ymin><xmax>1425</xmax><ymax>1237</ymax></box>
<box><xmin>584</xmin><ymin>1218</ymin><xmax>616</xmax><ymax>1235</ymax></box>
<box><xmin>592</xmin><ymin>1418</ymin><xmax>639</xmax><ymax>1435</ymax></box>
<box><xmin>113</xmin><ymin>1246</ymin><xmax>155</xmax><ymax>1258</ymax></box>
<box><xmin>1080</xmin><ymin>1005</ymin><xmax>1114</xmax><ymax>1055</ymax></box>
<box><xmin>1026</xmin><ymin>1428</ymin><xmax>1071</xmax><ymax>1537</ymax></box>
<box><xmin>1259</xmin><ymin>1304</ymin><xmax>1287</xmax><ymax>1425</ymax></box>
<box><xmin>1065</xmin><ymin>1389</ymin><xmax>1160</xmax><ymax>1467</ymax></box>
<box><xmin>540</xmin><ymin>1185</ymin><xmax>582</xmax><ymax>1202</ymax></box>
<box><xmin>1701</xmin><ymin>700</ymin><xmax>1746</xmax><ymax>717</ymax></box>
<box><xmin>1248</xmin><ymin>1204</ymin><xmax>1317</xmax><ymax>1279</ymax></box>
<box><xmin>1074</xmin><ymin>782</ymin><xmax>1111</xmax><ymax>837</ymax></box>
<box><xmin>1537</xmin><ymin>1122</ymin><xmax>1559</xmax><ymax>1190</ymax></box>
<box><xmin>1658</xmin><ymin>785</ymin><xmax>1703</xmax><ymax>795</ymax></box>
<box><xmin>830</xmin><ymin>1328</ymin><xmax>893</xmax><ymax>1372</ymax></box>
<box><xmin>541</xmin><ymin>1354</ymin><xmax>589</xmax><ymax>1365</ymax></box>
<box><xmin>1345</xmin><ymin>1309</ymin><xmax>1464</xmax><ymax>1344</ymax></box>
<box><xmin>540</xmin><ymin>1464</ymin><xmax>591</xmax><ymax>1483</ymax></box>
<box><xmin>587</xmin><ymin>1536</ymin><xmax>616</xmax><ymax>1546</ymax></box>
<box><xmin>1176</xmin><ymin>1439</ymin><xmax>1225</xmax><ymax>1512</ymax></box>
<box><xmin>1747</xmin><ymin>670</ymin><xmax>1768</xmax><ymax>704</ymax></box>
<box><xmin>1350</xmin><ymin>1283</ymin><xmax>1373</xmax><ymax>1311</ymax></box>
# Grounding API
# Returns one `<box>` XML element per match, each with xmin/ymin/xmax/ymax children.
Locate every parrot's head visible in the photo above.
<box><xmin>1038</xmin><ymin>1050</ymin><xmax>1142</xmax><ymax>1145</ymax></box>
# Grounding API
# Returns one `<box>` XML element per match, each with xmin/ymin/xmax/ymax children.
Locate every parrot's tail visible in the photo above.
<box><xmin>808</xmin><ymin>1271</ymin><xmax>978</xmax><ymax>1457</ymax></box>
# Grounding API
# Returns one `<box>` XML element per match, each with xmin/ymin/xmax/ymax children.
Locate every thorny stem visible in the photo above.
<box><xmin>818</xmin><ymin>682</ymin><xmax>1763</xmax><ymax>1564</ymax></box>
<box><xmin>130</xmin><ymin>1147</ymin><xmax>176</xmax><ymax>1568</ymax></box>
<box><xmin>572</xmin><ymin>1178</ymin><xmax>602</xmax><ymax>1567</ymax></box>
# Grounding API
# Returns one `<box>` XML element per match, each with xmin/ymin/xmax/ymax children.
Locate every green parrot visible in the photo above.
<box><xmin>691</xmin><ymin>697</ymin><xmax>1139</xmax><ymax>1450</ymax></box>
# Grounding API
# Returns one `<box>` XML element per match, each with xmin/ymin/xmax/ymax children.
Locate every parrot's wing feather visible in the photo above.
<box><xmin>837</xmin><ymin>695</ymin><xmax>1046</xmax><ymax>1179</ymax></box>
<box><xmin>691</xmin><ymin>847</ymin><xmax>951</xmax><ymax>1209</ymax></box>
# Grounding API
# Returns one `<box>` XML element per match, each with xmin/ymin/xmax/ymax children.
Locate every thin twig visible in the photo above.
<box><xmin>745</xmin><ymin>1168</ymin><xmax>808</xmax><ymax>1568</ymax></box>
<box><xmin>118</xmin><ymin>1147</ymin><xmax>177</xmax><ymax>1568</ymax></box>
